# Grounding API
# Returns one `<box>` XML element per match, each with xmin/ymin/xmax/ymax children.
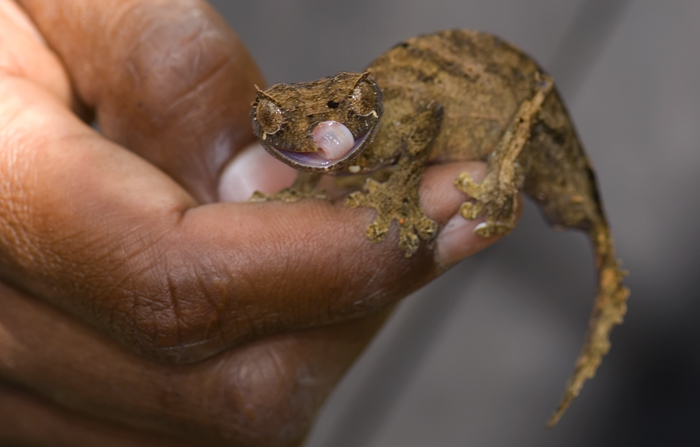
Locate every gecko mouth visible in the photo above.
<box><xmin>273</xmin><ymin>127</ymin><xmax>372</xmax><ymax>171</ymax></box>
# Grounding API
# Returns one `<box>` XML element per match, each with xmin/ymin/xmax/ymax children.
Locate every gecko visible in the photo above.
<box><xmin>249</xmin><ymin>29</ymin><xmax>629</xmax><ymax>427</ymax></box>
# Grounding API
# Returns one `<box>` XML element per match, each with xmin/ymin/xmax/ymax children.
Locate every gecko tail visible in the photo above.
<box><xmin>546</xmin><ymin>222</ymin><xmax>629</xmax><ymax>428</ymax></box>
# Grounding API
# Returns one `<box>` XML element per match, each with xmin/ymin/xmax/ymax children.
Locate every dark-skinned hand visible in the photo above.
<box><xmin>0</xmin><ymin>1</ymin><xmax>517</xmax><ymax>445</ymax></box>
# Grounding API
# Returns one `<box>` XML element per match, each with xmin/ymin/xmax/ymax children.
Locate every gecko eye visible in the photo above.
<box><xmin>349</xmin><ymin>81</ymin><xmax>377</xmax><ymax>116</ymax></box>
<box><xmin>256</xmin><ymin>99</ymin><xmax>284</xmax><ymax>134</ymax></box>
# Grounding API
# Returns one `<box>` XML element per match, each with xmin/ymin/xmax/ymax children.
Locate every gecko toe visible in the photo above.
<box><xmin>398</xmin><ymin>227</ymin><xmax>421</xmax><ymax>257</ymax></box>
<box><xmin>366</xmin><ymin>220</ymin><xmax>390</xmax><ymax>243</ymax></box>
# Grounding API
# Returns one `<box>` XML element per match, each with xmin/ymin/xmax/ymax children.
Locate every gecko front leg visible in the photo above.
<box><xmin>456</xmin><ymin>74</ymin><xmax>554</xmax><ymax>237</ymax></box>
<box><xmin>346</xmin><ymin>102</ymin><xmax>443</xmax><ymax>257</ymax></box>
<box><xmin>249</xmin><ymin>172</ymin><xmax>327</xmax><ymax>203</ymax></box>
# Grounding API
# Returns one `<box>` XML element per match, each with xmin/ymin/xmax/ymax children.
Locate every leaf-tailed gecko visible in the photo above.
<box><xmin>249</xmin><ymin>29</ymin><xmax>628</xmax><ymax>427</ymax></box>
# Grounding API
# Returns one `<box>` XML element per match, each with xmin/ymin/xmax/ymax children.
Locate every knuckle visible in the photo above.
<box><xmin>214</xmin><ymin>345</ymin><xmax>325</xmax><ymax>446</ymax></box>
<box><xmin>111</xmin><ymin>2</ymin><xmax>234</xmax><ymax>109</ymax></box>
<box><xmin>118</xmin><ymin>257</ymin><xmax>232</xmax><ymax>365</ymax></box>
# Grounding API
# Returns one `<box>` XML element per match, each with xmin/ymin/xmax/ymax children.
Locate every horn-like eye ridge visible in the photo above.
<box><xmin>350</xmin><ymin>81</ymin><xmax>377</xmax><ymax>116</ymax></box>
<box><xmin>256</xmin><ymin>99</ymin><xmax>284</xmax><ymax>134</ymax></box>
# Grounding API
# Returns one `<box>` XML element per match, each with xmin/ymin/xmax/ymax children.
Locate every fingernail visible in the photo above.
<box><xmin>218</xmin><ymin>142</ymin><xmax>296</xmax><ymax>202</ymax></box>
<box><xmin>436</xmin><ymin>213</ymin><xmax>488</xmax><ymax>268</ymax></box>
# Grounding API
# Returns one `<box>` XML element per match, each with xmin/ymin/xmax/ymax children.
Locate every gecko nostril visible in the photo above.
<box><xmin>326</xmin><ymin>100</ymin><xmax>340</xmax><ymax>109</ymax></box>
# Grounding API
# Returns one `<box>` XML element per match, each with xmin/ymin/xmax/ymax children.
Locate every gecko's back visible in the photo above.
<box><xmin>367</xmin><ymin>29</ymin><xmax>543</xmax><ymax>163</ymax></box>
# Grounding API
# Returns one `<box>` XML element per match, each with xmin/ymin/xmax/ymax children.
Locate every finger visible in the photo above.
<box><xmin>0</xmin><ymin>0</ymin><xmax>81</xmax><ymax>113</ymax></box>
<box><xmin>0</xmin><ymin>383</ymin><xmax>193</xmax><ymax>447</ymax></box>
<box><xmin>220</xmin><ymin>156</ymin><xmax>507</xmax><ymax>264</ymax></box>
<box><xmin>18</xmin><ymin>0</ymin><xmax>263</xmax><ymax>203</ymax></box>
<box><xmin>0</xmin><ymin>281</ymin><xmax>388</xmax><ymax>446</ymax></box>
<box><xmin>219</xmin><ymin>145</ymin><xmax>512</xmax><ymax>266</ymax></box>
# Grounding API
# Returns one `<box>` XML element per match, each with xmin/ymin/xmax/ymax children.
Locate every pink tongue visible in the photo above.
<box><xmin>312</xmin><ymin>121</ymin><xmax>355</xmax><ymax>161</ymax></box>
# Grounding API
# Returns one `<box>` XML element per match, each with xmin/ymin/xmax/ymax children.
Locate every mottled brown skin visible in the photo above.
<box><xmin>251</xmin><ymin>29</ymin><xmax>629</xmax><ymax>426</ymax></box>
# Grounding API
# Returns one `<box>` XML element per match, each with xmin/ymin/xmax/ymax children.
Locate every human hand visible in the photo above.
<box><xmin>0</xmin><ymin>0</ymin><xmax>511</xmax><ymax>445</ymax></box>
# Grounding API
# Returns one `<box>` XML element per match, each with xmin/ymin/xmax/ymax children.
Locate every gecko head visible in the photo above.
<box><xmin>250</xmin><ymin>72</ymin><xmax>383</xmax><ymax>173</ymax></box>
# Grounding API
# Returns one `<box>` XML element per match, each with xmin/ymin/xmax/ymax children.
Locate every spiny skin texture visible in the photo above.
<box><xmin>251</xmin><ymin>29</ymin><xmax>628</xmax><ymax>426</ymax></box>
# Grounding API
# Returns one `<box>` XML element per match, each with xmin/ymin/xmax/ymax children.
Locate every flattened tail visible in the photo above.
<box><xmin>546</xmin><ymin>222</ymin><xmax>629</xmax><ymax>428</ymax></box>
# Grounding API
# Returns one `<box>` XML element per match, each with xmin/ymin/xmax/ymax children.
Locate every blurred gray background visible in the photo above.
<box><xmin>210</xmin><ymin>1</ymin><xmax>700</xmax><ymax>446</ymax></box>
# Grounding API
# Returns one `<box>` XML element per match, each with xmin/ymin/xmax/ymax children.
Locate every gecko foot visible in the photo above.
<box><xmin>249</xmin><ymin>187</ymin><xmax>327</xmax><ymax>203</ymax></box>
<box><xmin>455</xmin><ymin>170</ymin><xmax>520</xmax><ymax>238</ymax></box>
<box><xmin>346</xmin><ymin>159</ymin><xmax>437</xmax><ymax>257</ymax></box>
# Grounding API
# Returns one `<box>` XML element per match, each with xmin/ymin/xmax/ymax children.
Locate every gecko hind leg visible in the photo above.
<box><xmin>455</xmin><ymin>74</ymin><xmax>554</xmax><ymax>237</ymax></box>
<box><xmin>249</xmin><ymin>172</ymin><xmax>327</xmax><ymax>203</ymax></box>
